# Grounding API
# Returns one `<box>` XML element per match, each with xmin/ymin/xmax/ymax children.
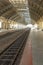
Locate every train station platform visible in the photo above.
<box><xmin>19</xmin><ymin>30</ymin><xmax>43</xmax><ymax>65</ymax></box>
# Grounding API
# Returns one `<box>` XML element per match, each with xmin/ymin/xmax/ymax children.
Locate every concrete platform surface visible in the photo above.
<box><xmin>19</xmin><ymin>30</ymin><xmax>43</xmax><ymax>65</ymax></box>
<box><xmin>31</xmin><ymin>30</ymin><xmax>43</xmax><ymax>65</ymax></box>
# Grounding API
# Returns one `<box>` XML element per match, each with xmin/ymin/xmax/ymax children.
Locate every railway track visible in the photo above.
<box><xmin>0</xmin><ymin>30</ymin><xmax>24</xmax><ymax>40</ymax></box>
<box><xmin>0</xmin><ymin>29</ymin><xmax>26</xmax><ymax>53</ymax></box>
<box><xmin>0</xmin><ymin>29</ymin><xmax>30</xmax><ymax>65</ymax></box>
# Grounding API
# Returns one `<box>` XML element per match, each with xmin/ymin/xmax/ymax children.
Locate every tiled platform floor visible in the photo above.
<box><xmin>19</xmin><ymin>30</ymin><xmax>43</xmax><ymax>65</ymax></box>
